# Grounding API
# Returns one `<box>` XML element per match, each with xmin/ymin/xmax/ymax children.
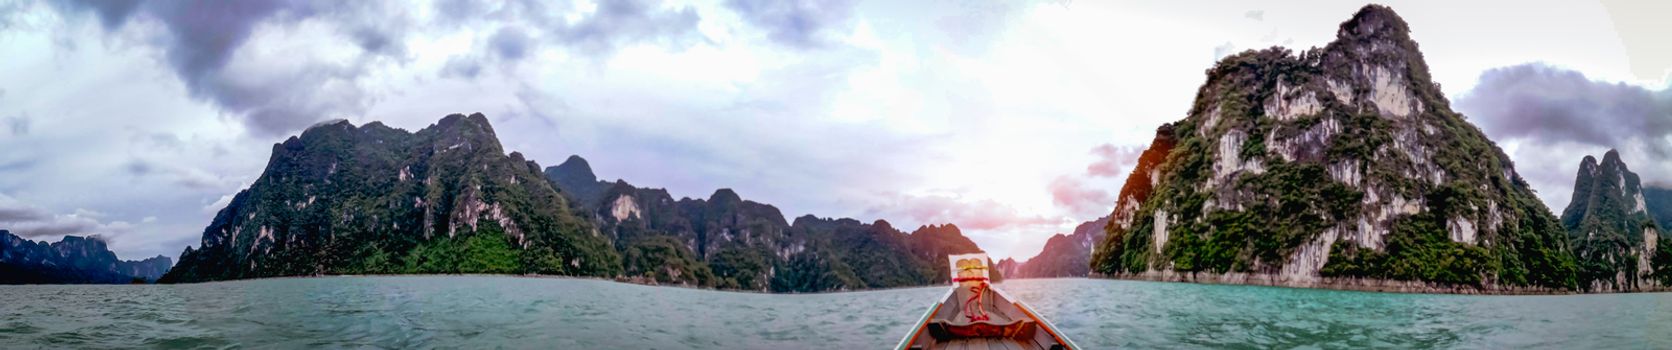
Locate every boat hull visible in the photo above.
<box><xmin>896</xmin><ymin>284</ymin><xmax>1077</xmax><ymax>350</ymax></box>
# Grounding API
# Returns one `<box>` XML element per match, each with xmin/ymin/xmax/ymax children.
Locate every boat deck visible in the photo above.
<box><xmin>936</xmin><ymin>336</ymin><xmax>1058</xmax><ymax>350</ymax></box>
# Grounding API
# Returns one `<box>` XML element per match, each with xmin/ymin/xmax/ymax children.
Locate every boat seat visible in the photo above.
<box><xmin>925</xmin><ymin>318</ymin><xmax>1038</xmax><ymax>341</ymax></box>
<box><xmin>925</xmin><ymin>280</ymin><xmax>1038</xmax><ymax>340</ymax></box>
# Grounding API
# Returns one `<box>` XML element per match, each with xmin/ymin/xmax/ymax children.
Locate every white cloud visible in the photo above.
<box><xmin>0</xmin><ymin>0</ymin><xmax>1650</xmax><ymax>261</ymax></box>
<box><xmin>1455</xmin><ymin>63</ymin><xmax>1672</xmax><ymax>210</ymax></box>
<box><xmin>0</xmin><ymin>192</ymin><xmax>135</xmax><ymax>242</ymax></box>
<box><xmin>203</xmin><ymin>191</ymin><xmax>239</xmax><ymax>215</ymax></box>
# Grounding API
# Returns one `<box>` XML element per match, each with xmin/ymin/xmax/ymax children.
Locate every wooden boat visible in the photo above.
<box><xmin>897</xmin><ymin>253</ymin><xmax>1078</xmax><ymax>350</ymax></box>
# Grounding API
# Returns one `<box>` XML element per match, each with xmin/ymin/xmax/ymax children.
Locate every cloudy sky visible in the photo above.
<box><xmin>0</xmin><ymin>0</ymin><xmax>1668</xmax><ymax>262</ymax></box>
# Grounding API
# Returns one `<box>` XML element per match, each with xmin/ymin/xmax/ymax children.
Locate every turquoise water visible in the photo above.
<box><xmin>1</xmin><ymin>277</ymin><xmax>1669</xmax><ymax>349</ymax></box>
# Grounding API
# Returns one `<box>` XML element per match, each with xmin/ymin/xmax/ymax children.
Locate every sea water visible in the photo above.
<box><xmin>2</xmin><ymin>276</ymin><xmax>1668</xmax><ymax>349</ymax></box>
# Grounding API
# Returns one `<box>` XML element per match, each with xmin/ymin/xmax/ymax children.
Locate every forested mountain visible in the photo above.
<box><xmin>995</xmin><ymin>257</ymin><xmax>1020</xmax><ymax>279</ymax></box>
<box><xmin>545</xmin><ymin>155</ymin><xmax>986</xmax><ymax>292</ymax></box>
<box><xmin>163</xmin><ymin>114</ymin><xmax>619</xmax><ymax>283</ymax></box>
<box><xmin>159</xmin><ymin>113</ymin><xmax>986</xmax><ymax>292</ymax></box>
<box><xmin>1090</xmin><ymin>5</ymin><xmax>1580</xmax><ymax>292</ymax></box>
<box><xmin>1012</xmin><ymin>216</ymin><xmax>1109</xmax><ymax>278</ymax></box>
<box><xmin>2</xmin><ymin>230</ymin><xmax>173</xmax><ymax>284</ymax></box>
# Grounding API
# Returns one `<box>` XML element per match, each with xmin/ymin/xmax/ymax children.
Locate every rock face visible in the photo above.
<box><xmin>1560</xmin><ymin>150</ymin><xmax>1672</xmax><ymax>291</ymax></box>
<box><xmin>117</xmin><ymin>255</ymin><xmax>174</xmax><ymax>282</ymax></box>
<box><xmin>157</xmin><ymin>113</ymin><xmax>987</xmax><ymax>291</ymax></box>
<box><xmin>1</xmin><ymin>230</ymin><xmax>173</xmax><ymax>283</ymax></box>
<box><xmin>546</xmin><ymin>155</ymin><xmax>985</xmax><ymax>292</ymax></box>
<box><xmin>995</xmin><ymin>257</ymin><xmax>1020</xmax><ymax>279</ymax></box>
<box><xmin>1013</xmin><ymin>215</ymin><xmax>1109</xmax><ymax>278</ymax></box>
<box><xmin>546</xmin><ymin>155</ymin><xmax>609</xmax><ymax>207</ymax></box>
<box><xmin>907</xmin><ymin>223</ymin><xmax>986</xmax><ymax>280</ymax></box>
<box><xmin>1640</xmin><ymin>186</ymin><xmax>1672</xmax><ymax>234</ymax></box>
<box><xmin>162</xmin><ymin>114</ymin><xmax>619</xmax><ymax>283</ymax></box>
<box><xmin>1091</xmin><ymin>5</ymin><xmax>1581</xmax><ymax>292</ymax></box>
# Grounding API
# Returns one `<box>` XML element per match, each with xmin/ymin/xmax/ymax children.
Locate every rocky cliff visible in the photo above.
<box><xmin>162</xmin><ymin>114</ymin><xmax>620</xmax><ymax>283</ymax></box>
<box><xmin>907</xmin><ymin>223</ymin><xmax>985</xmax><ymax>279</ymax></box>
<box><xmin>2</xmin><ymin>230</ymin><xmax>173</xmax><ymax>283</ymax></box>
<box><xmin>158</xmin><ymin>113</ymin><xmax>988</xmax><ymax>290</ymax></box>
<box><xmin>117</xmin><ymin>255</ymin><xmax>174</xmax><ymax>282</ymax></box>
<box><xmin>546</xmin><ymin>155</ymin><xmax>985</xmax><ymax>292</ymax></box>
<box><xmin>1560</xmin><ymin>150</ymin><xmax>1672</xmax><ymax>291</ymax></box>
<box><xmin>1013</xmin><ymin>215</ymin><xmax>1109</xmax><ymax>278</ymax></box>
<box><xmin>1639</xmin><ymin>186</ymin><xmax>1672</xmax><ymax>234</ymax></box>
<box><xmin>1090</xmin><ymin>5</ymin><xmax>1580</xmax><ymax>293</ymax></box>
<box><xmin>995</xmin><ymin>257</ymin><xmax>1020</xmax><ymax>279</ymax></box>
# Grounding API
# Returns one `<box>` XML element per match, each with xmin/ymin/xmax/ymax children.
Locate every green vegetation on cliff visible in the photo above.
<box><xmin>1091</xmin><ymin>5</ymin><xmax>1580</xmax><ymax>291</ymax></box>
<box><xmin>1558</xmin><ymin>150</ymin><xmax>1671</xmax><ymax>290</ymax></box>
<box><xmin>163</xmin><ymin>114</ymin><xmax>621</xmax><ymax>283</ymax></box>
<box><xmin>545</xmin><ymin>156</ymin><xmax>987</xmax><ymax>292</ymax></box>
<box><xmin>1012</xmin><ymin>216</ymin><xmax>1108</xmax><ymax>278</ymax></box>
<box><xmin>160</xmin><ymin>113</ymin><xmax>989</xmax><ymax>292</ymax></box>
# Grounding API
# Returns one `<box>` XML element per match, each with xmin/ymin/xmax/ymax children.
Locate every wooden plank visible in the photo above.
<box><xmin>900</xmin><ymin>301</ymin><xmax>943</xmax><ymax>350</ymax></box>
<box><xmin>1012</xmin><ymin>302</ymin><xmax>1071</xmax><ymax>349</ymax></box>
<box><xmin>995</xmin><ymin>338</ymin><xmax>1013</xmax><ymax>350</ymax></box>
<box><xmin>945</xmin><ymin>339</ymin><xmax>967</xmax><ymax>350</ymax></box>
<box><xmin>988</xmin><ymin>338</ymin><xmax>1012</xmax><ymax>350</ymax></box>
<box><xmin>942</xmin><ymin>337</ymin><xmax>1034</xmax><ymax>350</ymax></box>
<box><xmin>1009</xmin><ymin>338</ymin><xmax>1036</xmax><ymax>350</ymax></box>
<box><xmin>904</xmin><ymin>287</ymin><xmax>959</xmax><ymax>350</ymax></box>
<box><xmin>1028</xmin><ymin>337</ymin><xmax>1050</xmax><ymax>350</ymax></box>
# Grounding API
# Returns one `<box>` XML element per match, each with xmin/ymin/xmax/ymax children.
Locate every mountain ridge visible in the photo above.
<box><xmin>1010</xmin><ymin>215</ymin><xmax>1109</xmax><ymax>278</ymax></box>
<box><xmin>163</xmin><ymin>113</ymin><xmax>620</xmax><ymax>283</ymax></box>
<box><xmin>2</xmin><ymin>230</ymin><xmax>173</xmax><ymax>284</ymax></box>
<box><xmin>544</xmin><ymin>154</ymin><xmax>986</xmax><ymax>292</ymax></box>
<box><xmin>157</xmin><ymin>113</ymin><xmax>989</xmax><ymax>292</ymax></box>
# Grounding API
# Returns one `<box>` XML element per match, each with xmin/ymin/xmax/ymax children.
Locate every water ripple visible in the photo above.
<box><xmin>1</xmin><ymin>277</ymin><xmax>1670</xmax><ymax>348</ymax></box>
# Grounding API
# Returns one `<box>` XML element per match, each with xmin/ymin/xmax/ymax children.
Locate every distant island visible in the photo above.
<box><xmin>159</xmin><ymin>113</ymin><xmax>991</xmax><ymax>292</ymax></box>
<box><xmin>1</xmin><ymin>230</ymin><xmax>171</xmax><ymax>284</ymax></box>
